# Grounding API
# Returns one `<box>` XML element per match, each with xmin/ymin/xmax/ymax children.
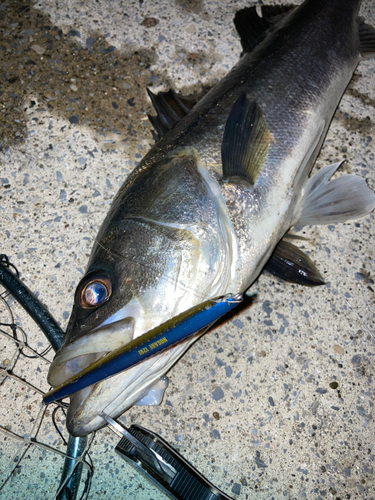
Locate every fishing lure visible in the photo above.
<box><xmin>43</xmin><ymin>293</ymin><xmax>242</xmax><ymax>404</ymax></box>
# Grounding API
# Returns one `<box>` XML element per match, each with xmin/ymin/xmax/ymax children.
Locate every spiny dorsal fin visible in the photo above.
<box><xmin>293</xmin><ymin>161</ymin><xmax>375</xmax><ymax>226</ymax></box>
<box><xmin>234</xmin><ymin>5</ymin><xmax>296</xmax><ymax>54</ymax></box>
<box><xmin>358</xmin><ymin>18</ymin><xmax>375</xmax><ymax>58</ymax></box>
<box><xmin>265</xmin><ymin>238</ymin><xmax>325</xmax><ymax>287</ymax></box>
<box><xmin>147</xmin><ymin>88</ymin><xmax>198</xmax><ymax>141</ymax></box>
<box><xmin>222</xmin><ymin>94</ymin><xmax>272</xmax><ymax>186</ymax></box>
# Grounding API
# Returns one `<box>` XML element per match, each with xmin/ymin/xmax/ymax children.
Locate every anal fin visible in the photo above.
<box><xmin>222</xmin><ymin>94</ymin><xmax>272</xmax><ymax>186</ymax></box>
<box><xmin>265</xmin><ymin>238</ymin><xmax>325</xmax><ymax>287</ymax></box>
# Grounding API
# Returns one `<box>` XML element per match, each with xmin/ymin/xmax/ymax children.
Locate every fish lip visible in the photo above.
<box><xmin>64</xmin><ymin>373</ymin><xmax>147</xmax><ymax>437</ymax></box>
<box><xmin>47</xmin><ymin>317</ymin><xmax>135</xmax><ymax>387</ymax></box>
<box><xmin>64</xmin><ymin>367</ymin><xmax>162</xmax><ymax>437</ymax></box>
<box><xmin>65</xmin><ymin>387</ymin><xmax>104</xmax><ymax>437</ymax></box>
<box><xmin>52</xmin><ymin>350</ymin><xmax>109</xmax><ymax>385</ymax></box>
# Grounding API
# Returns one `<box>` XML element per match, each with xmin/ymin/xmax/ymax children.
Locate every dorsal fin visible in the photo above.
<box><xmin>147</xmin><ymin>88</ymin><xmax>197</xmax><ymax>141</ymax></box>
<box><xmin>264</xmin><ymin>238</ymin><xmax>325</xmax><ymax>287</ymax></box>
<box><xmin>234</xmin><ymin>5</ymin><xmax>296</xmax><ymax>54</ymax></box>
<box><xmin>221</xmin><ymin>94</ymin><xmax>272</xmax><ymax>186</ymax></box>
<box><xmin>261</xmin><ymin>5</ymin><xmax>297</xmax><ymax>24</ymax></box>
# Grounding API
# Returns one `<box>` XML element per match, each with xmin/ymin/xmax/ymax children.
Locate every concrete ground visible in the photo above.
<box><xmin>0</xmin><ymin>0</ymin><xmax>374</xmax><ymax>499</ymax></box>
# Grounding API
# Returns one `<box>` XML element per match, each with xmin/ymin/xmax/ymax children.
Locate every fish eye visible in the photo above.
<box><xmin>85</xmin><ymin>282</ymin><xmax>107</xmax><ymax>305</ymax></box>
<box><xmin>76</xmin><ymin>273</ymin><xmax>112</xmax><ymax>309</ymax></box>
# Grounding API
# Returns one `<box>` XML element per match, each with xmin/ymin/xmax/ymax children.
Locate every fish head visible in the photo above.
<box><xmin>47</xmin><ymin>147</ymin><xmax>233</xmax><ymax>436</ymax></box>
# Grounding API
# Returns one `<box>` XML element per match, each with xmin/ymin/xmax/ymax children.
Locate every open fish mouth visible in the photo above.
<box><xmin>48</xmin><ymin>317</ymin><xmax>135</xmax><ymax>387</ymax></box>
<box><xmin>47</xmin><ymin>317</ymin><xmax>136</xmax><ymax>436</ymax></box>
<box><xmin>47</xmin><ymin>316</ymin><xmax>200</xmax><ymax>436</ymax></box>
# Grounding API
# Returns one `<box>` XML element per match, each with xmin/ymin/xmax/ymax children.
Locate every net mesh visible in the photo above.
<box><xmin>0</xmin><ymin>258</ymin><xmax>93</xmax><ymax>499</ymax></box>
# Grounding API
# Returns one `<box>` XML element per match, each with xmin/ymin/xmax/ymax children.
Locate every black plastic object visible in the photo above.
<box><xmin>115</xmin><ymin>424</ymin><xmax>234</xmax><ymax>500</ymax></box>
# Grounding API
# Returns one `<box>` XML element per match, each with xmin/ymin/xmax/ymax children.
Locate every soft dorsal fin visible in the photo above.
<box><xmin>222</xmin><ymin>94</ymin><xmax>272</xmax><ymax>185</ymax></box>
<box><xmin>147</xmin><ymin>88</ymin><xmax>198</xmax><ymax>141</ymax></box>
<box><xmin>358</xmin><ymin>18</ymin><xmax>375</xmax><ymax>58</ymax></box>
<box><xmin>234</xmin><ymin>5</ymin><xmax>296</xmax><ymax>54</ymax></box>
<box><xmin>264</xmin><ymin>238</ymin><xmax>325</xmax><ymax>287</ymax></box>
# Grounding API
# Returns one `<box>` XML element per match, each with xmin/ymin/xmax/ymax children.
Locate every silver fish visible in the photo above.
<box><xmin>48</xmin><ymin>0</ymin><xmax>375</xmax><ymax>436</ymax></box>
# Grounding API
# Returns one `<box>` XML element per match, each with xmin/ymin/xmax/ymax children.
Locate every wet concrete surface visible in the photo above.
<box><xmin>0</xmin><ymin>0</ymin><xmax>374</xmax><ymax>499</ymax></box>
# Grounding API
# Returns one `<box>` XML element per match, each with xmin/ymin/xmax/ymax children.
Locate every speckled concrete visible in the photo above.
<box><xmin>0</xmin><ymin>0</ymin><xmax>374</xmax><ymax>499</ymax></box>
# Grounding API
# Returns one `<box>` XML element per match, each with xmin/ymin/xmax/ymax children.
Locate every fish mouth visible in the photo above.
<box><xmin>48</xmin><ymin>317</ymin><xmax>135</xmax><ymax>387</ymax></box>
<box><xmin>47</xmin><ymin>315</ymin><xmax>201</xmax><ymax>437</ymax></box>
<box><xmin>47</xmin><ymin>317</ymin><xmax>136</xmax><ymax>436</ymax></box>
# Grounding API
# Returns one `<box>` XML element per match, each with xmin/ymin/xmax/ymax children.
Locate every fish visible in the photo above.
<box><xmin>47</xmin><ymin>0</ymin><xmax>375</xmax><ymax>437</ymax></box>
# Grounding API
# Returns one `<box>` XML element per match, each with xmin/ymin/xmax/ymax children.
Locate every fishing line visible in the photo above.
<box><xmin>52</xmin><ymin>405</ymin><xmax>69</xmax><ymax>445</ymax></box>
<box><xmin>0</xmin><ymin>318</ymin><xmax>52</xmax><ymax>360</ymax></box>
<box><xmin>0</xmin><ymin>323</ymin><xmax>52</xmax><ymax>363</ymax></box>
<box><xmin>0</xmin><ymin>254</ymin><xmax>19</xmax><ymax>278</ymax></box>
<box><xmin>0</xmin><ymin>260</ymin><xmax>52</xmax><ymax>360</ymax></box>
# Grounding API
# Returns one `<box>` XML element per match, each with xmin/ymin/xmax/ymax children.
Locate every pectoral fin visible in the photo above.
<box><xmin>265</xmin><ymin>238</ymin><xmax>325</xmax><ymax>287</ymax></box>
<box><xmin>222</xmin><ymin>94</ymin><xmax>272</xmax><ymax>186</ymax></box>
<box><xmin>293</xmin><ymin>161</ymin><xmax>375</xmax><ymax>226</ymax></box>
<box><xmin>134</xmin><ymin>376</ymin><xmax>169</xmax><ymax>406</ymax></box>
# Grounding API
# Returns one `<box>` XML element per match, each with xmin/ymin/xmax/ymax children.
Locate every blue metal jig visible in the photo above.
<box><xmin>43</xmin><ymin>293</ymin><xmax>242</xmax><ymax>404</ymax></box>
